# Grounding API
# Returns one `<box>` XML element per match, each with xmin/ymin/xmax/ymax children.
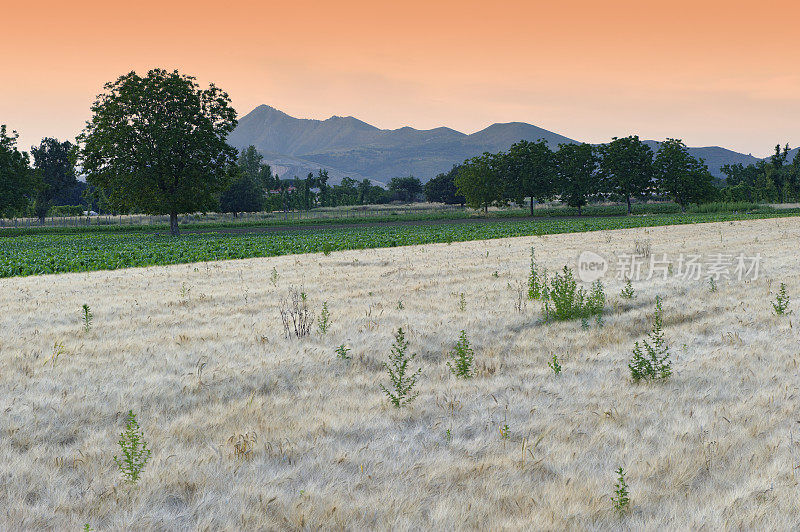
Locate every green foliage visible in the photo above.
<box><xmin>629</xmin><ymin>296</ymin><xmax>671</xmax><ymax>382</ymax></box>
<box><xmin>424</xmin><ymin>165</ymin><xmax>465</xmax><ymax>205</ymax></box>
<box><xmin>499</xmin><ymin>423</ymin><xmax>510</xmax><ymax>440</ymax></box>
<box><xmin>446</xmin><ymin>330</ymin><xmax>474</xmax><ymax>379</ymax></box>
<box><xmin>708</xmin><ymin>277</ymin><xmax>717</xmax><ymax>293</ymax></box>
<box><xmin>773</xmin><ymin>282</ymin><xmax>790</xmax><ymax>315</ymax></box>
<box><xmin>379</xmin><ymin>328</ymin><xmax>422</xmax><ymax>408</ymax></box>
<box><xmin>335</xmin><ymin>344</ymin><xmax>351</xmax><ymax>360</ymax></box>
<box><xmin>611</xmin><ymin>467</ymin><xmax>630</xmax><ymax>516</ymax></box>
<box><xmin>655</xmin><ymin>138</ymin><xmax>716</xmax><ymax>210</ymax></box>
<box><xmin>220</xmin><ymin>173</ymin><xmax>264</xmax><ymax>216</ymax></box>
<box><xmin>458</xmin><ymin>292</ymin><xmax>467</xmax><ymax>312</ymax></box>
<box><xmin>1</xmin><ymin>211</ymin><xmax>797</xmax><ymax>279</ymax></box>
<box><xmin>527</xmin><ymin>247</ymin><xmax>546</xmax><ymax>300</ymax></box>
<box><xmin>31</xmin><ymin>138</ymin><xmax>78</xmax><ymax>221</ymax></box>
<box><xmin>79</xmin><ymin>68</ymin><xmax>238</xmax><ymax>235</ymax></box>
<box><xmin>82</xmin><ymin>304</ymin><xmax>93</xmax><ymax>332</ymax></box>
<box><xmin>397</xmin><ymin>300</ymin><xmax>404</xmax><ymax>310</ymax></box>
<box><xmin>0</xmin><ymin>125</ymin><xmax>35</xmax><ymax>218</ymax></box>
<box><xmin>542</xmin><ymin>266</ymin><xmax>605</xmax><ymax>322</ymax></box>
<box><xmin>388</xmin><ymin>176</ymin><xmax>424</xmax><ymax>202</ymax></box>
<box><xmin>548</xmin><ymin>354</ymin><xmax>562</xmax><ymax>375</ymax></box>
<box><xmin>270</xmin><ymin>267</ymin><xmax>279</xmax><ymax>287</ymax></box>
<box><xmin>506</xmin><ymin>139</ymin><xmax>555</xmax><ymax>215</ymax></box>
<box><xmin>600</xmin><ymin>135</ymin><xmax>654</xmax><ymax>214</ymax></box>
<box><xmin>555</xmin><ymin>143</ymin><xmax>599</xmax><ymax>215</ymax></box>
<box><xmin>113</xmin><ymin>410</ymin><xmax>151</xmax><ymax>484</ymax></box>
<box><xmin>48</xmin><ymin>205</ymin><xmax>85</xmax><ymax>217</ymax></box>
<box><xmin>454</xmin><ymin>152</ymin><xmax>506</xmax><ymax>213</ymax></box>
<box><xmin>237</xmin><ymin>145</ymin><xmax>274</xmax><ymax>190</ymax></box>
<box><xmin>317</xmin><ymin>301</ymin><xmax>331</xmax><ymax>334</ymax></box>
<box><xmin>620</xmin><ymin>279</ymin><xmax>635</xmax><ymax>299</ymax></box>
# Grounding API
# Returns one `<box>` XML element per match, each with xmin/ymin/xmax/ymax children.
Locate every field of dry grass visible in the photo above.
<box><xmin>1</xmin><ymin>217</ymin><xmax>799</xmax><ymax>529</ymax></box>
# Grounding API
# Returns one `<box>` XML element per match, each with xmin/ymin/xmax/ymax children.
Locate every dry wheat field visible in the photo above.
<box><xmin>1</xmin><ymin>217</ymin><xmax>799</xmax><ymax>530</ymax></box>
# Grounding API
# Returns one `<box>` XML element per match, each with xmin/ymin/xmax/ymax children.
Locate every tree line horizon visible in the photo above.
<box><xmin>1</xmin><ymin>69</ymin><xmax>797</xmax><ymax>235</ymax></box>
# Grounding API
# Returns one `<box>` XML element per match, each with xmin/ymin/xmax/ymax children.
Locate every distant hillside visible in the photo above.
<box><xmin>228</xmin><ymin>105</ymin><xmax>770</xmax><ymax>184</ymax></box>
<box><xmin>228</xmin><ymin>106</ymin><xmax>575</xmax><ymax>184</ymax></box>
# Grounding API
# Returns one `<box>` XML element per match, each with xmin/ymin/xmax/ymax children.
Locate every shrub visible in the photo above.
<box><xmin>82</xmin><ymin>304</ymin><xmax>93</xmax><ymax>332</ymax></box>
<box><xmin>620</xmin><ymin>279</ymin><xmax>635</xmax><ymax>299</ymax></box>
<box><xmin>611</xmin><ymin>467</ymin><xmax>630</xmax><ymax>516</ymax></box>
<box><xmin>280</xmin><ymin>288</ymin><xmax>313</xmax><ymax>338</ymax></box>
<box><xmin>447</xmin><ymin>330</ymin><xmax>474</xmax><ymax>379</ymax></box>
<box><xmin>629</xmin><ymin>296</ymin><xmax>671</xmax><ymax>382</ymax></box>
<box><xmin>548</xmin><ymin>354</ymin><xmax>562</xmax><ymax>375</ymax></box>
<box><xmin>380</xmin><ymin>328</ymin><xmax>422</xmax><ymax>407</ymax></box>
<box><xmin>773</xmin><ymin>282</ymin><xmax>790</xmax><ymax>315</ymax></box>
<box><xmin>114</xmin><ymin>411</ymin><xmax>151</xmax><ymax>484</ymax></box>
<box><xmin>708</xmin><ymin>277</ymin><xmax>717</xmax><ymax>293</ymax></box>
<box><xmin>317</xmin><ymin>301</ymin><xmax>331</xmax><ymax>334</ymax></box>
<box><xmin>335</xmin><ymin>344</ymin><xmax>351</xmax><ymax>360</ymax></box>
<box><xmin>527</xmin><ymin>247</ymin><xmax>546</xmax><ymax>300</ymax></box>
<box><xmin>542</xmin><ymin>266</ymin><xmax>605</xmax><ymax>322</ymax></box>
<box><xmin>458</xmin><ymin>293</ymin><xmax>467</xmax><ymax>312</ymax></box>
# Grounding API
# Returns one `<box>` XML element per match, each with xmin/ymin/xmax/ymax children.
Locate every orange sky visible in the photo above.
<box><xmin>3</xmin><ymin>0</ymin><xmax>800</xmax><ymax>156</ymax></box>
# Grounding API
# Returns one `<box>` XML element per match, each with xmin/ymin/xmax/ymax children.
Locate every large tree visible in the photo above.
<box><xmin>600</xmin><ymin>135</ymin><xmax>654</xmax><ymax>214</ymax></box>
<box><xmin>220</xmin><ymin>172</ymin><xmax>264</xmax><ymax>217</ymax></box>
<box><xmin>79</xmin><ymin>69</ymin><xmax>237</xmax><ymax>235</ymax></box>
<box><xmin>0</xmin><ymin>125</ymin><xmax>34</xmax><ymax>217</ymax></box>
<box><xmin>424</xmin><ymin>165</ymin><xmax>465</xmax><ymax>205</ymax></box>
<box><xmin>31</xmin><ymin>138</ymin><xmax>78</xmax><ymax>221</ymax></box>
<box><xmin>454</xmin><ymin>152</ymin><xmax>506</xmax><ymax>214</ymax></box>
<box><xmin>555</xmin><ymin>143</ymin><xmax>598</xmax><ymax>215</ymax></box>
<box><xmin>389</xmin><ymin>176</ymin><xmax>423</xmax><ymax>202</ymax></box>
<box><xmin>654</xmin><ymin>138</ymin><xmax>715</xmax><ymax>210</ymax></box>
<box><xmin>238</xmin><ymin>145</ymin><xmax>274</xmax><ymax>190</ymax></box>
<box><xmin>505</xmin><ymin>139</ymin><xmax>555</xmax><ymax>215</ymax></box>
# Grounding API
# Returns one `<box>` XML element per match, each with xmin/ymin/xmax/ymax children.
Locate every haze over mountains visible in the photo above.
<box><xmin>228</xmin><ymin>105</ymin><xmax>771</xmax><ymax>185</ymax></box>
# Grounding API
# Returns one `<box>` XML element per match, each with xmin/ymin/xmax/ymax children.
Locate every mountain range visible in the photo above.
<box><xmin>228</xmin><ymin>105</ymin><xmax>777</xmax><ymax>185</ymax></box>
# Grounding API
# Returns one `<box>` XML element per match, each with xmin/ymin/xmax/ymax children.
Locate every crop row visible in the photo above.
<box><xmin>1</xmin><ymin>211</ymin><xmax>797</xmax><ymax>278</ymax></box>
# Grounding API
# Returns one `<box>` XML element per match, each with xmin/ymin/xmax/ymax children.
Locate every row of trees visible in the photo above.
<box><xmin>220</xmin><ymin>147</ymin><xmax>426</xmax><ymax>215</ymax></box>
<box><xmin>445</xmin><ymin>137</ymin><xmax>716</xmax><ymax>214</ymax></box>
<box><xmin>721</xmin><ymin>144</ymin><xmax>800</xmax><ymax>203</ymax></box>
<box><xmin>0</xmin><ymin>128</ymin><xmax>93</xmax><ymax>220</ymax></box>
<box><xmin>4</xmin><ymin>68</ymin><xmax>799</xmax><ymax>236</ymax></box>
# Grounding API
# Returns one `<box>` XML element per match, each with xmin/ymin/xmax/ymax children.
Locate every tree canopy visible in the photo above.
<box><xmin>389</xmin><ymin>176</ymin><xmax>423</xmax><ymax>202</ymax></box>
<box><xmin>600</xmin><ymin>136</ymin><xmax>654</xmax><ymax>214</ymax></box>
<box><xmin>79</xmin><ymin>68</ymin><xmax>238</xmax><ymax>235</ymax></box>
<box><xmin>454</xmin><ymin>153</ymin><xmax>505</xmax><ymax>213</ymax></box>
<box><xmin>505</xmin><ymin>139</ymin><xmax>555</xmax><ymax>215</ymax></box>
<box><xmin>555</xmin><ymin>143</ymin><xmax>599</xmax><ymax>215</ymax></box>
<box><xmin>31</xmin><ymin>137</ymin><xmax>78</xmax><ymax>221</ymax></box>
<box><xmin>654</xmin><ymin>138</ymin><xmax>715</xmax><ymax>210</ymax></box>
<box><xmin>424</xmin><ymin>165</ymin><xmax>465</xmax><ymax>205</ymax></box>
<box><xmin>0</xmin><ymin>125</ymin><xmax>34</xmax><ymax>217</ymax></box>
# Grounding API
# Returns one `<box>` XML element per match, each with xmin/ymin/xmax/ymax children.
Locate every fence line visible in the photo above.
<box><xmin>0</xmin><ymin>204</ymin><xmax>467</xmax><ymax>229</ymax></box>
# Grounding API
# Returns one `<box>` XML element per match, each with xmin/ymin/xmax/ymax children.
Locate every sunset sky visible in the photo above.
<box><xmin>4</xmin><ymin>0</ymin><xmax>799</xmax><ymax>156</ymax></box>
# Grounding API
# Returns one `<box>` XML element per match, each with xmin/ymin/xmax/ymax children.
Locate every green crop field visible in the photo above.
<box><xmin>2</xmin><ymin>210</ymin><xmax>799</xmax><ymax>278</ymax></box>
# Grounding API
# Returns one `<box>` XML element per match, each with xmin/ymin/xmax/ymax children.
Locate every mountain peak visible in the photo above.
<box><xmin>229</xmin><ymin>105</ymin><xmax>757</xmax><ymax>183</ymax></box>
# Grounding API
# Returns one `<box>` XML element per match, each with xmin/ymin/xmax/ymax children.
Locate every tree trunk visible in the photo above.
<box><xmin>169</xmin><ymin>212</ymin><xmax>180</xmax><ymax>236</ymax></box>
<box><xmin>578</xmin><ymin>204</ymin><xmax>582</xmax><ymax>216</ymax></box>
<box><xmin>626</xmin><ymin>196</ymin><xmax>632</xmax><ymax>215</ymax></box>
<box><xmin>484</xmin><ymin>203</ymin><xmax>488</xmax><ymax>215</ymax></box>
<box><xmin>530</xmin><ymin>197</ymin><xmax>535</xmax><ymax>216</ymax></box>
